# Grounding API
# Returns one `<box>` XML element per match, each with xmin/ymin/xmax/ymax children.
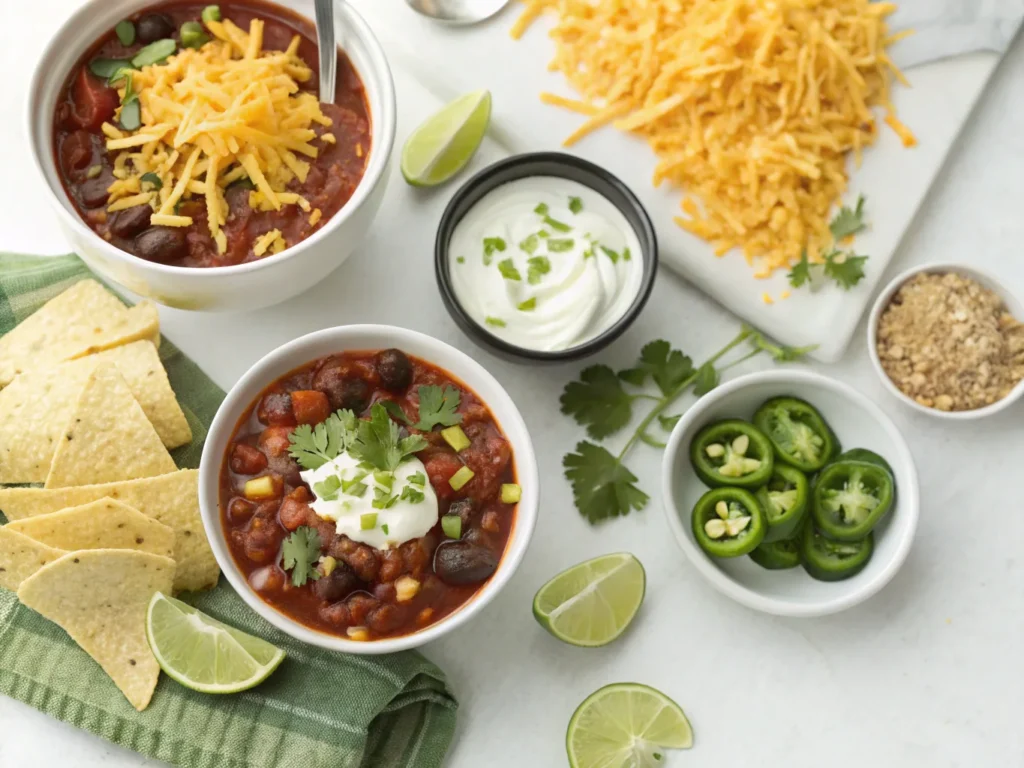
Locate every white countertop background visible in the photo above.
<box><xmin>1</xmin><ymin>2</ymin><xmax>1023</xmax><ymax>766</ymax></box>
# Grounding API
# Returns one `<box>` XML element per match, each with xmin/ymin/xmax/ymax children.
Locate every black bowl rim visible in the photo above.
<box><xmin>434</xmin><ymin>152</ymin><xmax>659</xmax><ymax>363</ymax></box>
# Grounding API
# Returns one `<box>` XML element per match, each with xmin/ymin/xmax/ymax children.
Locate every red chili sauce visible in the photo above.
<box><xmin>219</xmin><ymin>348</ymin><xmax>517</xmax><ymax>640</ymax></box>
<box><xmin>53</xmin><ymin>1</ymin><xmax>371</xmax><ymax>267</ymax></box>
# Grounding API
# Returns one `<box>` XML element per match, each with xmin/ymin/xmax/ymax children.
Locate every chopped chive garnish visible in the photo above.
<box><xmin>314</xmin><ymin>475</ymin><xmax>342</xmax><ymax>501</ymax></box>
<box><xmin>180</xmin><ymin>21</ymin><xmax>209</xmax><ymax>49</ymax></box>
<box><xmin>89</xmin><ymin>58</ymin><xmax>133</xmax><ymax>80</ymax></box>
<box><xmin>140</xmin><ymin>172</ymin><xmax>162</xmax><ymax>191</ymax></box>
<box><xmin>400</xmin><ymin>485</ymin><xmax>425</xmax><ymax>504</ymax></box>
<box><xmin>131</xmin><ymin>38</ymin><xmax>176</xmax><ymax>68</ymax></box>
<box><xmin>622</xmin><ymin>247</ymin><xmax>632</xmax><ymax>261</ymax></box>
<box><xmin>497</xmin><ymin>258</ymin><xmax>522</xmax><ymax>281</ymax></box>
<box><xmin>115</xmin><ymin>20</ymin><xmax>136</xmax><ymax>47</ymax></box>
<box><xmin>600</xmin><ymin>245</ymin><xmax>621</xmax><ymax>263</ymax></box>
<box><xmin>519</xmin><ymin>233</ymin><xmax>539</xmax><ymax>255</ymax></box>
<box><xmin>517</xmin><ymin>298</ymin><xmax>537</xmax><ymax>311</ymax></box>
<box><xmin>381</xmin><ymin>523</ymin><xmax>390</xmax><ymax>535</ymax></box>
<box><xmin>345</xmin><ymin>481</ymin><xmax>368</xmax><ymax>498</ymax></box>
<box><xmin>119</xmin><ymin>99</ymin><xmax>141</xmax><ymax>131</ymax></box>
<box><xmin>482</xmin><ymin>236</ymin><xmax>506</xmax><ymax>265</ymax></box>
<box><xmin>543</xmin><ymin>215</ymin><xmax>571</xmax><ymax>232</ymax></box>
<box><xmin>527</xmin><ymin>256</ymin><xmax>550</xmax><ymax>285</ymax></box>
<box><xmin>201</xmin><ymin>5</ymin><xmax>221</xmax><ymax>22</ymax></box>
<box><xmin>409</xmin><ymin>471</ymin><xmax>426</xmax><ymax>487</ymax></box>
<box><xmin>456</xmin><ymin>256</ymin><xmax>465</xmax><ymax>264</ymax></box>
<box><xmin>548</xmin><ymin>238</ymin><xmax>574</xmax><ymax>253</ymax></box>
<box><xmin>569</xmin><ymin>196</ymin><xmax>583</xmax><ymax>214</ymax></box>
<box><xmin>360</xmin><ymin>513</ymin><xmax>377</xmax><ymax>530</ymax></box>
<box><xmin>538</xmin><ymin>230</ymin><xmax>550</xmax><ymax>238</ymax></box>
<box><xmin>485</xmin><ymin>317</ymin><xmax>506</xmax><ymax>328</ymax></box>
<box><xmin>534</xmin><ymin>202</ymin><xmax>549</xmax><ymax>215</ymax></box>
<box><xmin>373</xmin><ymin>471</ymin><xmax>394</xmax><ymax>491</ymax></box>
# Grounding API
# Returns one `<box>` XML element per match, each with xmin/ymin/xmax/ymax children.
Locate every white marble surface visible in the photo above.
<box><xmin>1</xmin><ymin>2</ymin><xmax>1023</xmax><ymax>767</ymax></box>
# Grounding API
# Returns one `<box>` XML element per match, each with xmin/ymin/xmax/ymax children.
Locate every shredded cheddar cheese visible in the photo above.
<box><xmin>512</xmin><ymin>0</ymin><xmax>914</xmax><ymax>275</ymax></box>
<box><xmin>103</xmin><ymin>17</ymin><xmax>334</xmax><ymax>254</ymax></box>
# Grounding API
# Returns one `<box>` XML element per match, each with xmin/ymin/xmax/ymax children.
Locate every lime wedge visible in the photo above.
<box><xmin>146</xmin><ymin>593</ymin><xmax>285</xmax><ymax>693</ymax></box>
<box><xmin>401</xmin><ymin>90</ymin><xmax>491</xmax><ymax>187</ymax></box>
<box><xmin>533</xmin><ymin>552</ymin><xmax>645</xmax><ymax>647</ymax></box>
<box><xmin>567</xmin><ymin>683</ymin><xmax>694</xmax><ymax>768</ymax></box>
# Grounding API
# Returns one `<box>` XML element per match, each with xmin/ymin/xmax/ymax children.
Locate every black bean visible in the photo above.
<box><xmin>312</xmin><ymin>565</ymin><xmax>360</xmax><ymax>603</ymax></box>
<box><xmin>367</xmin><ymin>604</ymin><xmax>406</xmax><ymax>635</ymax></box>
<box><xmin>448</xmin><ymin>499</ymin><xmax>476</xmax><ymax>528</ymax></box>
<box><xmin>79</xmin><ymin>178</ymin><xmax>112</xmax><ymax>209</ymax></box>
<box><xmin>134</xmin><ymin>227</ymin><xmax>187</xmax><ymax>263</ymax></box>
<box><xmin>375</xmin><ymin>349</ymin><xmax>413</xmax><ymax>392</ymax></box>
<box><xmin>312</xmin><ymin>364</ymin><xmax>370</xmax><ymax>412</ymax></box>
<box><xmin>433</xmin><ymin>540</ymin><xmax>498</xmax><ymax>586</ymax></box>
<box><xmin>136</xmin><ymin>13</ymin><xmax>174</xmax><ymax>44</ymax></box>
<box><xmin>109</xmin><ymin>205</ymin><xmax>152</xmax><ymax>238</ymax></box>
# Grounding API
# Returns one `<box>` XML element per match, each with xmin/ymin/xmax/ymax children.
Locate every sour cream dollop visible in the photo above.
<box><xmin>300</xmin><ymin>451</ymin><xmax>438</xmax><ymax>550</ymax></box>
<box><xmin>448</xmin><ymin>176</ymin><xmax>643</xmax><ymax>351</ymax></box>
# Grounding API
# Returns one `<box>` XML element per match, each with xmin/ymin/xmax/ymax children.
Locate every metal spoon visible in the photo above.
<box><xmin>314</xmin><ymin>0</ymin><xmax>336</xmax><ymax>103</ymax></box>
<box><xmin>405</xmin><ymin>0</ymin><xmax>511</xmax><ymax>25</ymax></box>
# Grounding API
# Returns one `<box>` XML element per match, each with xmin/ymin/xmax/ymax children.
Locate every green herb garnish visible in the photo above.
<box><xmin>600</xmin><ymin>245</ymin><xmax>621</xmax><ymax>264</ymax></box>
<box><xmin>789</xmin><ymin>197</ymin><xmax>869</xmax><ymax>291</ymax></box>
<box><xmin>517</xmin><ymin>298</ymin><xmax>537</xmax><ymax>311</ymax></box>
<box><xmin>201</xmin><ymin>5</ymin><xmax>221</xmax><ymax>22</ymax></box>
<box><xmin>400</xmin><ymin>485</ymin><xmax>425</xmax><ymax>504</ymax></box>
<box><xmin>543</xmin><ymin>215</ymin><xmax>571</xmax><ymax>233</ymax></box>
<box><xmin>569</xmin><ymin>196</ymin><xmax>583</xmax><ymax>214</ymax></box>
<box><xmin>288</xmin><ymin>410</ymin><xmax>358</xmax><ymax>470</ymax></box>
<box><xmin>527</xmin><ymin>256</ymin><xmax>551</xmax><ymax>285</ymax></box>
<box><xmin>548</xmin><ymin>238</ymin><xmax>574</xmax><ymax>253</ymax></box>
<box><xmin>360</xmin><ymin>513</ymin><xmax>377</xmax><ymax>530</ymax></box>
<box><xmin>829</xmin><ymin>195</ymin><xmax>867</xmax><ymax>241</ymax></box>
<box><xmin>456</xmin><ymin>256</ymin><xmax>465</xmax><ymax>264</ymax></box>
<box><xmin>119</xmin><ymin>98</ymin><xmax>141</xmax><ymax>132</ymax></box>
<box><xmin>622</xmin><ymin>247</ymin><xmax>632</xmax><ymax>261</ymax></box>
<box><xmin>561</xmin><ymin>327</ymin><xmax>814</xmax><ymax>524</ymax></box>
<box><xmin>534</xmin><ymin>202</ymin><xmax>549</xmax><ymax>215</ymax></box>
<box><xmin>519</xmin><ymin>233</ymin><xmax>539</xmax><ymax>255</ymax></box>
<box><xmin>413</xmin><ymin>385</ymin><xmax>462</xmax><ymax>431</ymax></box>
<box><xmin>139</xmin><ymin>172</ymin><xmax>162</xmax><ymax>191</ymax></box>
<box><xmin>115</xmin><ymin>20</ymin><xmax>136</xmax><ymax>47</ymax></box>
<box><xmin>352</xmin><ymin>404</ymin><xmax>429</xmax><ymax>472</ymax></box>
<box><xmin>180</xmin><ymin>21</ymin><xmax>209</xmax><ymax>49</ymax></box>
<box><xmin>485</xmin><ymin>317</ymin><xmax>506</xmax><ymax>328</ymax></box>
<box><xmin>483</xmin><ymin>236</ymin><xmax>506</xmax><ymax>265</ymax></box>
<box><xmin>409</xmin><ymin>471</ymin><xmax>426</xmax><ymax>487</ymax></box>
<box><xmin>498</xmin><ymin>258</ymin><xmax>522</xmax><ymax>281</ymax></box>
<box><xmin>88</xmin><ymin>58</ymin><xmax>132</xmax><ymax>80</ymax></box>
<box><xmin>281</xmin><ymin>526</ymin><xmax>322</xmax><ymax>586</ymax></box>
<box><xmin>131</xmin><ymin>38</ymin><xmax>176</xmax><ymax>68</ymax></box>
<box><xmin>381</xmin><ymin>523</ymin><xmax>390</xmax><ymax>535</ymax></box>
<box><xmin>373</xmin><ymin>470</ymin><xmax>395</xmax><ymax>491</ymax></box>
<box><xmin>313</xmin><ymin>474</ymin><xmax>342</xmax><ymax>501</ymax></box>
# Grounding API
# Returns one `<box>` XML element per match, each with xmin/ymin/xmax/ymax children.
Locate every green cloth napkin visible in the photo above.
<box><xmin>0</xmin><ymin>254</ymin><xmax>458</xmax><ymax>768</ymax></box>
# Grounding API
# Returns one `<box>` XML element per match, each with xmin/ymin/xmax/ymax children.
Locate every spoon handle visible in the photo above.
<box><xmin>314</xmin><ymin>0</ymin><xmax>337</xmax><ymax>104</ymax></box>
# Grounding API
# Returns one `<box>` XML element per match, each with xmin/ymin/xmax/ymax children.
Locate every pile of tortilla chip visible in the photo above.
<box><xmin>0</xmin><ymin>280</ymin><xmax>220</xmax><ymax>711</ymax></box>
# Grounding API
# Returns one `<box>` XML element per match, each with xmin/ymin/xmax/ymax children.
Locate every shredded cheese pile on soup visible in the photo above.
<box><xmin>512</xmin><ymin>0</ymin><xmax>915</xmax><ymax>276</ymax></box>
<box><xmin>103</xmin><ymin>17</ymin><xmax>334</xmax><ymax>256</ymax></box>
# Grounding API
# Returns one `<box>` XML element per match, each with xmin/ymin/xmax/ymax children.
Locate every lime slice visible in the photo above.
<box><xmin>401</xmin><ymin>90</ymin><xmax>491</xmax><ymax>187</ymax></box>
<box><xmin>567</xmin><ymin>683</ymin><xmax>694</xmax><ymax>768</ymax></box>
<box><xmin>533</xmin><ymin>552</ymin><xmax>645</xmax><ymax>647</ymax></box>
<box><xmin>146</xmin><ymin>593</ymin><xmax>285</xmax><ymax>693</ymax></box>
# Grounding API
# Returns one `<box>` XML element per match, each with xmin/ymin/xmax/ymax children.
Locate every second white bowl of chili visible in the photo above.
<box><xmin>199</xmin><ymin>324</ymin><xmax>539</xmax><ymax>653</ymax></box>
<box><xmin>28</xmin><ymin>0</ymin><xmax>396</xmax><ymax>311</ymax></box>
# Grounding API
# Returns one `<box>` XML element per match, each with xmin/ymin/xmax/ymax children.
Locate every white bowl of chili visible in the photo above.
<box><xmin>199</xmin><ymin>324</ymin><xmax>539</xmax><ymax>653</ymax></box>
<box><xmin>661</xmin><ymin>370</ymin><xmax>919</xmax><ymax>618</ymax></box>
<box><xmin>28</xmin><ymin>0</ymin><xmax>396</xmax><ymax>311</ymax></box>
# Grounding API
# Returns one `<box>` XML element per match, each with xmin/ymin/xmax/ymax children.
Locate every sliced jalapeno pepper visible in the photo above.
<box><xmin>801</xmin><ymin>525</ymin><xmax>873</xmax><ymax>581</ymax></box>
<box><xmin>753</xmin><ymin>397</ymin><xmax>839</xmax><ymax>472</ymax></box>
<box><xmin>755</xmin><ymin>464</ymin><xmax>809</xmax><ymax>543</ymax></box>
<box><xmin>690</xmin><ymin>420</ymin><xmax>774</xmax><ymax>489</ymax></box>
<box><xmin>835</xmin><ymin>448</ymin><xmax>894</xmax><ymax>478</ymax></box>
<box><xmin>749</xmin><ymin>534</ymin><xmax>802</xmax><ymax>570</ymax></box>
<box><xmin>692</xmin><ymin>487</ymin><xmax>766</xmax><ymax>558</ymax></box>
<box><xmin>811</xmin><ymin>460</ymin><xmax>894</xmax><ymax>541</ymax></box>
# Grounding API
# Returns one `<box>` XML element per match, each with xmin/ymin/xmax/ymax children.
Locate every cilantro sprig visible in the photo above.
<box><xmin>281</xmin><ymin>526</ymin><xmax>322</xmax><ymax>586</ymax></box>
<box><xmin>788</xmin><ymin>195</ymin><xmax>869</xmax><ymax>291</ymax></box>
<box><xmin>561</xmin><ymin>327</ymin><xmax>814</xmax><ymax>524</ymax></box>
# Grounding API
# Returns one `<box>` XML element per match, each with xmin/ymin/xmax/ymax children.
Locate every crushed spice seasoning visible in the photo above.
<box><xmin>876</xmin><ymin>272</ymin><xmax>1024</xmax><ymax>411</ymax></box>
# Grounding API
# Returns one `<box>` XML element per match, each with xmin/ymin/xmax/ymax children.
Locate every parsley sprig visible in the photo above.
<box><xmin>788</xmin><ymin>195</ymin><xmax>869</xmax><ymax>291</ymax></box>
<box><xmin>281</xmin><ymin>526</ymin><xmax>322</xmax><ymax>586</ymax></box>
<box><xmin>561</xmin><ymin>326</ymin><xmax>814</xmax><ymax>524</ymax></box>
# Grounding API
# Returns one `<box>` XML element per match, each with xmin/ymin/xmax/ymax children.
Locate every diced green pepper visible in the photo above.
<box><xmin>201</xmin><ymin>5</ymin><xmax>221</xmax><ymax>22</ymax></box>
<box><xmin>449</xmin><ymin>466</ymin><xmax>475</xmax><ymax>491</ymax></box>
<box><xmin>441</xmin><ymin>425</ymin><xmax>471</xmax><ymax>452</ymax></box>
<box><xmin>500</xmin><ymin>484</ymin><xmax>521</xmax><ymax>503</ymax></box>
<box><xmin>441</xmin><ymin>515</ymin><xmax>462</xmax><ymax>539</ymax></box>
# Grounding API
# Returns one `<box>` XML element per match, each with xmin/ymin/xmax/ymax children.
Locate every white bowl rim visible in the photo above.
<box><xmin>866</xmin><ymin>261</ymin><xmax>1024</xmax><ymax>421</ymax></box>
<box><xmin>660</xmin><ymin>368</ymin><xmax>920</xmax><ymax>618</ymax></box>
<box><xmin>26</xmin><ymin>0</ymin><xmax>397</xmax><ymax>277</ymax></box>
<box><xmin>198</xmin><ymin>324</ymin><xmax>540</xmax><ymax>654</ymax></box>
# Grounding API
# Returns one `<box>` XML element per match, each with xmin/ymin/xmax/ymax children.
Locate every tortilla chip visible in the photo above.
<box><xmin>7</xmin><ymin>498</ymin><xmax>175</xmax><ymax>559</ymax></box>
<box><xmin>0</xmin><ymin>280</ymin><xmax>160</xmax><ymax>386</ymax></box>
<box><xmin>17</xmin><ymin>549</ymin><xmax>174</xmax><ymax>711</ymax></box>
<box><xmin>0</xmin><ymin>470</ymin><xmax>216</xmax><ymax>593</ymax></box>
<box><xmin>0</xmin><ymin>342</ymin><xmax>191</xmax><ymax>483</ymax></box>
<box><xmin>45</xmin><ymin>364</ymin><xmax>177</xmax><ymax>489</ymax></box>
<box><xmin>0</xmin><ymin>527</ymin><xmax>65</xmax><ymax>592</ymax></box>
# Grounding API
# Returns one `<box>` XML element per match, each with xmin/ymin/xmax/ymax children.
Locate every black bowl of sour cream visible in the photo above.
<box><xmin>435</xmin><ymin>152</ymin><xmax>658</xmax><ymax>363</ymax></box>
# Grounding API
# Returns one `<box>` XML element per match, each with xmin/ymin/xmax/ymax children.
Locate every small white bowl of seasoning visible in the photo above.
<box><xmin>867</xmin><ymin>262</ymin><xmax>1024</xmax><ymax>420</ymax></box>
<box><xmin>435</xmin><ymin>153</ymin><xmax>658</xmax><ymax>362</ymax></box>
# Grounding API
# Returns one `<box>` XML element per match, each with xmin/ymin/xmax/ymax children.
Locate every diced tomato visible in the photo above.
<box><xmin>422</xmin><ymin>451</ymin><xmax>464</xmax><ymax>501</ymax></box>
<box><xmin>230</xmin><ymin>443</ymin><xmax>268</xmax><ymax>475</ymax></box>
<box><xmin>278</xmin><ymin>495</ymin><xmax>314</xmax><ymax>531</ymax></box>
<box><xmin>70</xmin><ymin>67</ymin><xmax>118</xmax><ymax>132</ymax></box>
<box><xmin>258</xmin><ymin>426</ymin><xmax>293</xmax><ymax>458</ymax></box>
<box><xmin>291</xmin><ymin>390</ymin><xmax>330</xmax><ymax>425</ymax></box>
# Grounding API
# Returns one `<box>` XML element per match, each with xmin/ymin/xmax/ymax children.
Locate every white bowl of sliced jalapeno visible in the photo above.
<box><xmin>661</xmin><ymin>370</ymin><xmax>919</xmax><ymax>617</ymax></box>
